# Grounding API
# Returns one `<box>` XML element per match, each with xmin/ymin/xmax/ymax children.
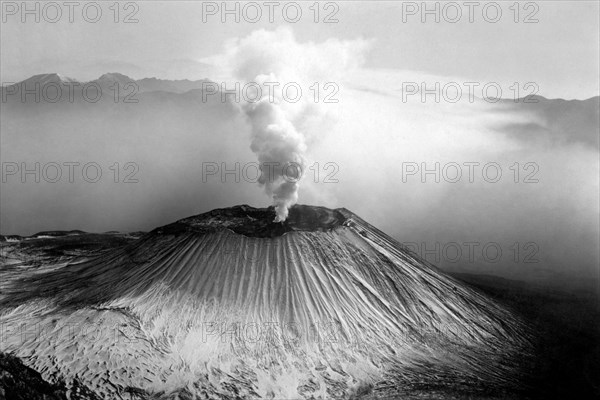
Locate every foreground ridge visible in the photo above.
<box><xmin>0</xmin><ymin>205</ymin><xmax>532</xmax><ymax>399</ymax></box>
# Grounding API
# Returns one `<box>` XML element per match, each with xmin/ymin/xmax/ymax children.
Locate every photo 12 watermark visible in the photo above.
<box><xmin>201</xmin><ymin>161</ymin><xmax>340</xmax><ymax>184</ymax></box>
<box><xmin>1</xmin><ymin>162</ymin><xmax>140</xmax><ymax>184</ymax></box>
<box><xmin>201</xmin><ymin>1</ymin><xmax>340</xmax><ymax>24</ymax></box>
<box><xmin>1</xmin><ymin>1</ymin><xmax>140</xmax><ymax>23</ymax></box>
<box><xmin>201</xmin><ymin>81</ymin><xmax>339</xmax><ymax>104</ymax></box>
<box><xmin>1</xmin><ymin>81</ymin><xmax>140</xmax><ymax>104</ymax></box>
<box><xmin>403</xmin><ymin>241</ymin><xmax>541</xmax><ymax>264</ymax></box>
<box><xmin>400</xmin><ymin>1</ymin><xmax>540</xmax><ymax>24</ymax></box>
<box><xmin>401</xmin><ymin>162</ymin><xmax>539</xmax><ymax>184</ymax></box>
<box><xmin>400</xmin><ymin>81</ymin><xmax>540</xmax><ymax>103</ymax></box>
<box><xmin>0</xmin><ymin>318</ymin><xmax>488</xmax><ymax>349</ymax></box>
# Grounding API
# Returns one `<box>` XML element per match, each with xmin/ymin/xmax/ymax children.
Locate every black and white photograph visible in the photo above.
<box><xmin>0</xmin><ymin>1</ymin><xmax>599</xmax><ymax>399</ymax></box>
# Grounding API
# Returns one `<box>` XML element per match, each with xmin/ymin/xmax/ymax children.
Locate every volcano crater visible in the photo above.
<box><xmin>153</xmin><ymin>204</ymin><xmax>348</xmax><ymax>237</ymax></box>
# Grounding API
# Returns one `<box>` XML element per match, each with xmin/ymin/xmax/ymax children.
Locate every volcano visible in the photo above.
<box><xmin>0</xmin><ymin>205</ymin><xmax>531</xmax><ymax>399</ymax></box>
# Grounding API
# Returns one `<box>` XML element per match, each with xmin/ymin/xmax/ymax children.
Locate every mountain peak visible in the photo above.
<box><xmin>20</xmin><ymin>73</ymin><xmax>78</xmax><ymax>85</ymax></box>
<box><xmin>94</xmin><ymin>72</ymin><xmax>135</xmax><ymax>83</ymax></box>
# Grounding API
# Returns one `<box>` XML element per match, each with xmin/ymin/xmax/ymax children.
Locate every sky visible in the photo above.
<box><xmin>1</xmin><ymin>1</ymin><xmax>599</xmax><ymax>99</ymax></box>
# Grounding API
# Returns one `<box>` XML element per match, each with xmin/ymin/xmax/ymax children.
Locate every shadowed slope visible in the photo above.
<box><xmin>0</xmin><ymin>205</ymin><xmax>531</xmax><ymax>399</ymax></box>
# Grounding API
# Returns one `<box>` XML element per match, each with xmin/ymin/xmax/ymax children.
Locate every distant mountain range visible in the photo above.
<box><xmin>3</xmin><ymin>73</ymin><xmax>597</xmax><ymax>149</ymax></box>
<box><xmin>1</xmin><ymin>72</ymin><xmax>215</xmax><ymax>99</ymax></box>
<box><xmin>495</xmin><ymin>95</ymin><xmax>600</xmax><ymax>148</ymax></box>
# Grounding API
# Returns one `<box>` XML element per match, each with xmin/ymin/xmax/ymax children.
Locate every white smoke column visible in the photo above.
<box><xmin>225</xmin><ymin>28</ymin><xmax>369</xmax><ymax>221</ymax></box>
<box><xmin>245</xmin><ymin>79</ymin><xmax>306</xmax><ymax>221</ymax></box>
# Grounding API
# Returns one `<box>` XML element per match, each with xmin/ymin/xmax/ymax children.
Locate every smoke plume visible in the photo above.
<box><xmin>225</xmin><ymin>28</ymin><xmax>369</xmax><ymax>221</ymax></box>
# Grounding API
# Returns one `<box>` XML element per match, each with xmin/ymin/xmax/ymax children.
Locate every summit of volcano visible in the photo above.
<box><xmin>0</xmin><ymin>205</ymin><xmax>531</xmax><ymax>399</ymax></box>
<box><xmin>155</xmin><ymin>204</ymin><xmax>346</xmax><ymax>237</ymax></box>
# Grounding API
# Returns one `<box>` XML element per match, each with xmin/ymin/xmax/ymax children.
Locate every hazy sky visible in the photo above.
<box><xmin>1</xmin><ymin>1</ymin><xmax>599</xmax><ymax>99</ymax></box>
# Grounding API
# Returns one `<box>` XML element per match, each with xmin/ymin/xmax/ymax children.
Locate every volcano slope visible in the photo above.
<box><xmin>0</xmin><ymin>205</ymin><xmax>531</xmax><ymax>399</ymax></box>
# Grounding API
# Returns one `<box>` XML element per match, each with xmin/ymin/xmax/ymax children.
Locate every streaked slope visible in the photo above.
<box><xmin>0</xmin><ymin>205</ymin><xmax>531</xmax><ymax>399</ymax></box>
